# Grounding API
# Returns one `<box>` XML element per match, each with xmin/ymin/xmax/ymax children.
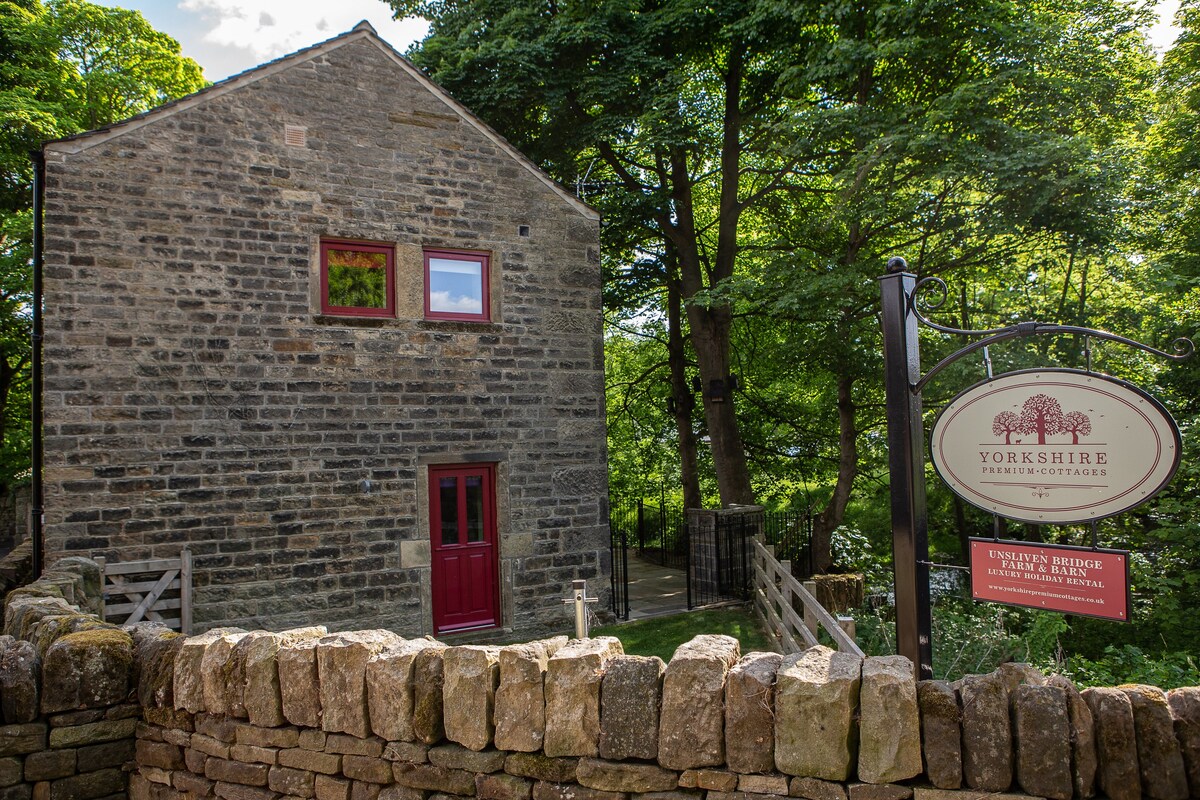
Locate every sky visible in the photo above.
<box><xmin>96</xmin><ymin>0</ymin><xmax>1185</xmax><ymax>84</ymax></box>
<box><xmin>93</xmin><ymin>0</ymin><xmax>430</xmax><ymax>81</ymax></box>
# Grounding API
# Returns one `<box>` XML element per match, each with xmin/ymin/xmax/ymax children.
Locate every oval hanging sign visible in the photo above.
<box><xmin>930</xmin><ymin>369</ymin><xmax>1181</xmax><ymax>524</ymax></box>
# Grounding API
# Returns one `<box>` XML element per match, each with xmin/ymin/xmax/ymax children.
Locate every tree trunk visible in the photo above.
<box><xmin>686</xmin><ymin>302</ymin><xmax>755</xmax><ymax>505</ymax></box>
<box><xmin>811</xmin><ymin>374</ymin><xmax>857</xmax><ymax>572</ymax></box>
<box><xmin>666</xmin><ymin>260</ymin><xmax>703</xmax><ymax>510</ymax></box>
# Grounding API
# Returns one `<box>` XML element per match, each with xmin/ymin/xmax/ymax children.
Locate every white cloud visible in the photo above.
<box><xmin>179</xmin><ymin>0</ymin><xmax>429</xmax><ymax>64</ymax></box>
<box><xmin>429</xmin><ymin>291</ymin><xmax>483</xmax><ymax>314</ymax></box>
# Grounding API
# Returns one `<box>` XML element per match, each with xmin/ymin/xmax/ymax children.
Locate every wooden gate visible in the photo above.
<box><xmin>96</xmin><ymin>550</ymin><xmax>192</xmax><ymax>634</ymax></box>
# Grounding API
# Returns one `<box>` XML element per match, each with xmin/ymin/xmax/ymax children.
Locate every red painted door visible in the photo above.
<box><xmin>430</xmin><ymin>463</ymin><xmax>498</xmax><ymax>633</ymax></box>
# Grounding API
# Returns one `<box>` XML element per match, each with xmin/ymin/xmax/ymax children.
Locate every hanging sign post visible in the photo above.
<box><xmin>878</xmin><ymin>256</ymin><xmax>1191</xmax><ymax>679</ymax></box>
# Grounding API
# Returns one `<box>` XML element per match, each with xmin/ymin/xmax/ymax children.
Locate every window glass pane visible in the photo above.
<box><xmin>327</xmin><ymin>248</ymin><xmax>388</xmax><ymax>309</ymax></box>
<box><xmin>428</xmin><ymin>257</ymin><xmax>483</xmax><ymax>315</ymax></box>
<box><xmin>465</xmin><ymin>475</ymin><xmax>484</xmax><ymax>543</ymax></box>
<box><xmin>439</xmin><ymin>477</ymin><xmax>459</xmax><ymax>546</ymax></box>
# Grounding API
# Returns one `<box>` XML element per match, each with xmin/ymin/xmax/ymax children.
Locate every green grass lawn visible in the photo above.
<box><xmin>592</xmin><ymin>604</ymin><xmax>775</xmax><ymax>663</ymax></box>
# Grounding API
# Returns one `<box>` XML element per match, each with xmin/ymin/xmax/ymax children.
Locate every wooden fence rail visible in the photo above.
<box><xmin>751</xmin><ymin>537</ymin><xmax>862</xmax><ymax>656</ymax></box>
<box><xmin>96</xmin><ymin>549</ymin><xmax>192</xmax><ymax>634</ymax></box>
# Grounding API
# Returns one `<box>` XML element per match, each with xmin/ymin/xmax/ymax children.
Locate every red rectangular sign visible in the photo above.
<box><xmin>969</xmin><ymin>538</ymin><xmax>1131</xmax><ymax>622</ymax></box>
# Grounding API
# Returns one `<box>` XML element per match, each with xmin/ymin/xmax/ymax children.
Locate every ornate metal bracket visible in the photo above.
<box><xmin>904</xmin><ymin>272</ymin><xmax>1194</xmax><ymax>394</ymax></box>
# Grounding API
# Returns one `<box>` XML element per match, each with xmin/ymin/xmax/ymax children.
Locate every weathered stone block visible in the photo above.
<box><xmin>352</xmin><ymin>781</ymin><xmax>382</xmax><ymax>800</ymax></box>
<box><xmin>244</xmin><ymin>627</ymin><xmax>326</xmax><ymax>728</ymax></box>
<box><xmin>658</xmin><ymin>635</ymin><xmax>739</xmax><ymax>770</ymax></box>
<box><xmin>22</xmin><ymin>748</ymin><xmax>75</xmax><ymax>781</ymax></box>
<box><xmin>191</xmin><ymin>733</ymin><xmax>232</xmax><ymax>759</ymax></box>
<box><xmin>137</xmin><ymin>738</ymin><xmax>186</xmax><ymax>770</ymax></box>
<box><xmin>428</xmin><ymin>744</ymin><xmax>506</xmax><ymax>773</ymax></box>
<box><xmin>0</xmin><ymin>722</ymin><xmax>46</xmax><ymax>756</ymax></box>
<box><xmin>230</xmin><ymin>742</ymin><xmax>277</xmax><ymax>764</ymax></box>
<box><xmin>129</xmin><ymin>623</ymin><xmax>184</xmax><ymax>710</ymax></box>
<box><xmin>916</xmin><ymin>681</ymin><xmax>960</xmax><ymax>790</ymax></box>
<box><xmin>1124</xmin><ymin>684</ymin><xmax>1188</xmax><ymax>800</ymax></box>
<box><xmin>392</xmin><ymin>762</ymin><xmax>477</xmax><ymax>795</ymax></box>
<box><xmin>269</xmin><ymin>765</ymin><xmax>315</xmax><ymax>798</ymax></box>
<box><xmin>599</xmin><ymin>654</ymin><xmax>664</xmax><ymax>762</ymax></box>
<box><xmin>4</xmin><ymin>595</ymin><xmax>72</xmax><ymax>641</ymax></box>
<box><xmin>774</xmin><ymin>645</ymin><xmax>861</xmax><ymax>781</ymax></box>
<box><xmin>383</xmin><ymin>741</ymin><xmax>428</xmax><ymax>763</ymax></box>
<box><xmin>318</xmin><ymin>631</ymin><xmax>402</xmax><ymax>739</ymax></box>
<box><xmin>279</xmin><ymin>634</ymin><xmax>322</xmax><ymax>729</ymax></box>
<box><xmin>856</xmin><ymin>655</ymin><xmax>920</xmax><ymax>784</ymax></box>
<box><xmin>206</xmin><ymin>757</ymin><xmax>271</xmax><ymax>786</ymax></box>
<box><xmin>326</xmin><ymin>733</ymin><xmax>385</xmax><ymax>757</ymax></box>
<box><xmin>543</xmin><ymin>637</ymin><xmax>622</xmax><ymax>757</ymax></box>
<box><xmin>1045</xmin><ymin>675</ymin><xmax>1096</xmax><ymax>799</ymax></box>
<box><xmin>378</xmin><ymin>788</ymin><xmax>423</xmax><ymax>800</ymax></box>
<box><xmin>77</xmin><ymin>737</ymin><xmax>136</xmax><ymax>771</ymax></box>
<box><xmin>1011</xmin><ymin>683</ymin><xmax>1071</xmax><ymax>800</ymax></box>
<box><xmin>736</xmin><ymin>775</ymin><xmax>788</xmax><ymax>794</ymax></box>
<box><xmin>366</xmin><ymin>638</ymin><xmax>439</xmax><ymax>743</ymax></box>
<box><xmin>48</xmin><ymin>717</ymin><xmax>137</xmax><ymax>748</ymax></box>
<box><xmin>724</xmin><ymin>652</ymin><xmax>780</xmax><ymax>774</ymax></box>
<box><xmin>315</xmin><ymin>775</ymin><xmax>351</xmax><ymax>800</ymax></box>
<box><xmin>41</xmin><ymin>628</ymin><xmax>133</xmax><ymax>713</ymax></box>
<box><xmin>173</xmin><ymin>770</ymin><xmax>215</xmax><ymax>797</ymax></box>
<box><xmin>576</xmin><ymin>757</ymin><xmax>678</xmax><ymax>792</ymax></box>
<box><xmin>213</xmin><ymin>782</ymin><xmax>277</xmax><ymax>800</ymax></box>
<box><xmin>502</xmin><ymin>753</ymin><xmax>578</xmax><ymax>783</ymax></box>
<box><xmin>995</xmin><ymin>663</ymin><xmax>1046</xmax><ymax>692</ymax></box>
<box><xmin>280</xmin><ymin>746</ymin><xmax>342</xmax><ymax>775</ymax></box>
<box><xmin>443</xmin><ymin>646</ymin><xmax>501</xmax><ymax>751</ymax></box>
<box><xmin>958</xmin><ymin>671</ymin><xmax>1011</xmax><ymax>792</ymax></box>
<box><xmin>846</xmin><ymin>785</ymin><xmax>911</xmax><ymax>800</ymax></box>
<box><xmin>412</xmin><ymin>646</ymin><xmax>448</xmax><ymax>745</ymax></box>
<box><xmin>236</xmin><ymin>724</ymin><xmax>299</xmax><ymax>750</ymax></box>
<box><xmin>1168</xmin><ymin>686</ymin><xmax>1200</xmax><ymax>797</ymax></box>
<box><xmin>493</xmin><ymin>637</ymin><xmax>566</xmax><ymax>754</ymax></box>
<box><xmin>0</xmin><ymin>637</ymin><xmax>40</xmax><ymax>723</ymax></box>
<box><xmin>0</xmin><ymin>758</ymin><xmax>20</xmax><ymax>789</ymax></box>
<box><xmin>343</xmin><ymin>754</ymin><xmax>394</xmax><ymax>784</ymax></box>
<box><xmin>788</xmin><ymin>777</ymin><xmax>847</xmax><ymax>800</ymax></box>
<box><xmin>475</xmin><ymin>773</ymin><xmax>531</xmax><ymax>800</ymax></box>
<box><xmin>174</xmin><ymin>628</ymin><xmax>246</xmax><ymax>714</ymax></box>
<box><xmin>678</xmin><ymin>769</ymin><xmax>737</xmax><ymax>791</ymax></box>
<box><xmin>531</xmin><ymin>783</ymin><xmax>618</xmax><ymax>800</ymax></box>
<box><xmin>201</xmin><ymin>630</ymin><xmax>250</xmax><ymax>717</ymax></box>
<box><xmin>197</xmin><ymin>713</ymin><xmax>239</xmax><ymax>742</ymax></box>
<box><xmin>46</xmin><ymin>766</ymin><xmax>126</xmax><ymax>800</ymax></box>
<box><xmin>1082</xmin><ymin>686</ymin><xmax>1140</xmax><ymax>800</ymax></box>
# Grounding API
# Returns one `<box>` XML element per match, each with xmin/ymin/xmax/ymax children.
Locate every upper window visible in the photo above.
<box><xmin>425</xmin><ymin>249</ymin><xmax>490</xmax><ymax>322</ymax></box>
<box><xmin>320</xmin><ymin>239</ymin><xmax>395</xmax><ymax>317</ymax></box>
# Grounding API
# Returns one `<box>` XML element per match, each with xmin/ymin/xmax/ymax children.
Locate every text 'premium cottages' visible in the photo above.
<box><xmin>37</xmin><ymin>23</ymin><xmax>609</xmax><ymax>636</ymax></box>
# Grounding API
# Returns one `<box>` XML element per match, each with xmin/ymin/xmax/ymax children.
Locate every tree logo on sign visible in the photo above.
<box><xmin>992</xmin><ymin>394</ymin><xmax>1092</xmax><ymax>444</ymax></box>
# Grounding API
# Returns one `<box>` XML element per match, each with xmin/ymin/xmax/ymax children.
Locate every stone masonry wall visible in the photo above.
<box><xmin>39</xmin><ymin>30</ymin><xmax>607</xmax><ymax>636</ymax></box>
<box><xmin>6</xmin><ymin>557</ymin><xmax>1200</xmax><ymax>800</ymax></box>
<box><xmin>1</xmin><ymin>558</ymin><xmax>143</xmax><ymax>800</ymax></box>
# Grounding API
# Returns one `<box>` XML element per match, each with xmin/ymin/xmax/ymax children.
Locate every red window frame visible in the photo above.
<box><xmin>424</xmin><ymin>249</ymin><xmax>491</xmax><ymax>322</ymax></box>
<box><xmin>320</xmin><ymin>239</ymin><xmax>396</xmax><ymax>317</ymax></box>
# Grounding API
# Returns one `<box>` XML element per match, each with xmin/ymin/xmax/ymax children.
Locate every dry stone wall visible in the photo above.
<box><xmin>5</xmin><ymin>558</ymin><xmax>1200</xmax><ymax>800</ymax></box>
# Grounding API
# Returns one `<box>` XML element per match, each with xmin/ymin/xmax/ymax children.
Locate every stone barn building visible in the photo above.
<box><xmin>37</xmin><ymin>23</ymin><xmax>608</xmax><ymax>637</ymax></box>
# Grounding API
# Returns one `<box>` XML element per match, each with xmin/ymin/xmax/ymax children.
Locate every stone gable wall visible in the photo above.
<box><xmin>39</xmin><ymin>35</ymin><xmax>607</xmax><ymax>635</ymax></box>
<box><xmin>5</xmin><ymin>559</ymin><xmax>1200</xmax><ymax>800</ymax></box>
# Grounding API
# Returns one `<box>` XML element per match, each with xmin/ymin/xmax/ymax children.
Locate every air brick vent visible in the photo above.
<box><xmin>284</xmin><ymin>124</ymin><xmax>307</xmax><ymax>147</ymax></box>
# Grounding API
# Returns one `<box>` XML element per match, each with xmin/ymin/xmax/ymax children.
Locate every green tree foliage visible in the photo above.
<box><xmin>0</xmin><ymin>0</ymin><xmax>204</xmax><ymax>487</ymax></box>
<box><xmin>400</xmin><ymin>0</ymin><xmax>1198</xmax><ymax>675</ymax></box>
